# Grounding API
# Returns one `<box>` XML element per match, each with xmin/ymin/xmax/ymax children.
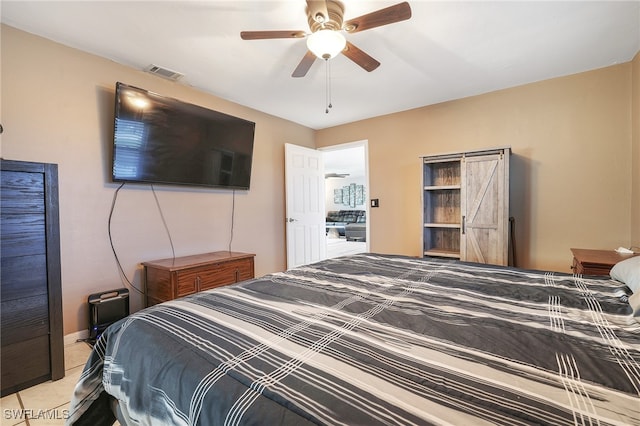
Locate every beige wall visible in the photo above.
<box><xmin>316</xmin><ymin>63</ymin><xmax>635</xmax><ymax>272</ymax></box>
<box><xmin>632</xmin><ymin>51</ymin><xmax>640</xmax><ymax>246</ymax></box>
<box><xmin>1</xmin><ymin>25</ymin><xmax>315</xmax><ymax>334</ymax></box>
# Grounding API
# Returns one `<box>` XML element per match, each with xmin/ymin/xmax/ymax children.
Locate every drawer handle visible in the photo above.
<box><xmin>195</xmin><ymin>276</ymin><xmax>201</xmax><ymax>288</ymax></box>
<box><xmin>235</xmin><ymin>269</ymin><xmax>240</xmax><ymax>282</ymax></box>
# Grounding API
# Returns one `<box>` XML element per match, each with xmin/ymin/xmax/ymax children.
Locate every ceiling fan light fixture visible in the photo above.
<box><xmin>307</xmin><ymin>29</ymin><xmax>346</xmax><ymax>60</ymax></box>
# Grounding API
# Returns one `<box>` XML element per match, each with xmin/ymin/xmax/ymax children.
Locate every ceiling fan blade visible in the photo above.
<box><xmin>306</xmin><ymin>0</ymin><xmax>329</xmax><ymax>26</ymax></box>
<box><xmin>292</xmin><ymin>51</ymin><xmax>317</xmax><ymax>78</ymax></box>
<box><xmin>342</xmin><ymin>41</ymin><xmax>380</xmax><ymax>72</ymax></box>
<box><xmin>343</xmin><ymin>2</ymin><xmax>412</xmax><ymax>34</ymax></box>
<box><xmin>240</xmin><ymin>30</ymin><xmax>306</xmax><ymax>40</ymax></box>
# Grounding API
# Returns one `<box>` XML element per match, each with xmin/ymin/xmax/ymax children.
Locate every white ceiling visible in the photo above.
<box><xmin>2</xmin><ymin>1</ymin><xmax>639</xmax><ymax>130</ymax></box>
<box><xmin>323</xmin><ymin>145</ymin><xmax>366</xmax><ymax>178</ymax></box>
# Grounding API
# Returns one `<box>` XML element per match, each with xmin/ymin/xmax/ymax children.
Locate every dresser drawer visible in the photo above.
<box><xmin>174</xmin><ymin>269</ymin><xmax>200</xmax><ymax>297</ymax></box>
<box><xmin>199</xmin><ymin>258</ymin><xmax>254</xmax><ymax>291</ymax></box>
<box><xmin>174</xmin><ymin>258</ymin><xmax>255</xmax><ymax>295</ymax></box>
<box><xmin>236</xmin><ymin>258</ymin><xmax>254</xmax><ymax>281</ymax></box>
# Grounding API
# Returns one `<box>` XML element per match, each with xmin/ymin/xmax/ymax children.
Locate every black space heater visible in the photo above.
<box><xmin>88</xmin><ymin>288</ymin><xmax>129</xmax><ymax>344</ymax></box>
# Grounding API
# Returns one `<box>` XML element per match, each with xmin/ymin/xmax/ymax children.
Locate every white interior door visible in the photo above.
<box><xmin>285</xmin><ymin>143</ymin><xmax>326</xmax><ymax>269</ymax></box>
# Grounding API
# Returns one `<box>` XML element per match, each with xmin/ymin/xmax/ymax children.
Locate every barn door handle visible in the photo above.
<box><xmin>462</xmin><ymin>216</ymin><xmax>466</xmax><ymax>235</ymax></box>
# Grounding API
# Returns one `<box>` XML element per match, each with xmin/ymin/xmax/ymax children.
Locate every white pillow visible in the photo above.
<box><xmin>628</xmin><ymin>292</ymin><xmax>640</xmax><ymax>322</ymax></box>
<box><xmin>610</xmin><ymin>255</ymin><xmax>640</xmax><ymax>293</ymax></box>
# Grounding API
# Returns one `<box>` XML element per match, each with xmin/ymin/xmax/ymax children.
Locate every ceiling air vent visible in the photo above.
<box><xmin>144</xmin><ymin>64</ymin><xmax>184</xmax><ymax>81</ymax></box>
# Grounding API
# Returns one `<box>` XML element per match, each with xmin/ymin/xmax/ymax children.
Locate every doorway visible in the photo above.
<box><xmin>321</xmin><ymin>141</ymin><xmax>369</xmax><ymax>259</ymax></box>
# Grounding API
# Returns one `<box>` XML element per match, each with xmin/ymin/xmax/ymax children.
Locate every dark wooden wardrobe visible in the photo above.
<box><xmin>1</xmin><ymin>159</ymin><xmax>64</xmax><ymax>396</ymax></box>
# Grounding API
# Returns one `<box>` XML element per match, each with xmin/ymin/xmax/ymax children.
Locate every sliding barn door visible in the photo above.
<box><xmin>460</xmin><ymin>152</ymin><xmax>509</xmax><ymax>265</ymax></box>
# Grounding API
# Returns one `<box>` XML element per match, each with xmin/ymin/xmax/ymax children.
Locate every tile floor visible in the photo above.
<box><xmin>0</xmin><ymin>342</ymin><xmax>95</xmax><ymax>426</ymax></box>
<box><xmin>326</xmin><ymin>236</ymin><xmax>367</xmax><ymax>259</ymax></box>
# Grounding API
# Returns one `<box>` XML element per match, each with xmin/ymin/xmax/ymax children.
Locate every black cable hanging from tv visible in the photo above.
<box><xmin>108</xmin><ymin>183</ymin><xmax>178</xmax><ymax>296</ymax></box>
<box><xmin>108</xmin><ymin>182</ymin><xmax>144</xmax><ymax>295</ymax></box>
<box><xmin>228</xmin><ymin>190</ymin><xmax>236</xmax><ymax>252</ymax></box>
<box><xmin>151</xmin><ymin>184</ymin><xmax>176</xmax><ymax>261</ymax></box>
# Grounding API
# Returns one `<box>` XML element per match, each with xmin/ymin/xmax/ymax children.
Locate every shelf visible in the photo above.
<box><xmin>422</xmin><ymin>147</ymin><xmax>510</xmax><ymax>265</ymax></box>
<box><xmin>422</xmin><ymin>156</ymin><xmax>461</xmax><ymax>260</ymax></box>
<box><xmin>423</xmin><ymin>227</ymin><xmax>460</xmax><ymax>256</ymax></box>
<box><xmin>423</xmin><ymin>161</ymin><xmax>461</xmax><ymax>187</ymax></box>
<box><xmin>424</xmin><ymin>249</ymin><xmax>460</xmax><ymax>259</ymax></box>
<box><xmin>423</xmin><ymin>190</ymin><xmax>460</xmax><ymax>225</ymax></box>
<box><xmin>424</xmin><ymin>185</ymin><xmax>460</xmax><ymax>191</ymax></box>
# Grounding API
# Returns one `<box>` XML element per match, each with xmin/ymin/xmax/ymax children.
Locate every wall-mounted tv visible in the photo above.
<box><xmin>112</xmin><ymin>82</ymin><xmax>256</xmax><ymax>190</ymax></box>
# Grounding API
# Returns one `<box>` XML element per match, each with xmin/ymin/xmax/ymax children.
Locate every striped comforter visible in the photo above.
<box><xmin>67</xmin><ymin>253</ymin><xmax>640</xmax><ymax>425</ymax></box>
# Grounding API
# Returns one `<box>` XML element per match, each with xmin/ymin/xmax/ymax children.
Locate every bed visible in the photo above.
<box><xmin>67</xmin><ymin>253</ymin><xmax>640</xmax><ymax>425</ymax></box>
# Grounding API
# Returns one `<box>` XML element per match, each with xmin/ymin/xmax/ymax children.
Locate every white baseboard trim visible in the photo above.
<box><xmin>64</xmin><ymin>330</ymin><xmax>89</xmax><ymax>346</ymax></box>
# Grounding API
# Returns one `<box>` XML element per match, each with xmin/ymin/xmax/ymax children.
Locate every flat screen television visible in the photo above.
<box><xmin>112</xmin><ymin>82</ymin><xmax>255</xmax><ymax>190</ymax></box>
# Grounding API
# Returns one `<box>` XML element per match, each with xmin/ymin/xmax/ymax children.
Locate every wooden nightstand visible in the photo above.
<box><xmin>570</xmin><ymin>248</ymin><xmax>639</xmax><ymax>276</ymax></box>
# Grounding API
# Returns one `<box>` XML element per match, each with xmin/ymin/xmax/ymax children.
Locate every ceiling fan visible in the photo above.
<box><xmin>325</xmin><ymin>172</ymin><xmax>350</xmax><ymax>178</ymax></box>
<box><xmin>240</xmin><ymin>1</ymin><xmax>412</xmax><ymax>78</ymax></box>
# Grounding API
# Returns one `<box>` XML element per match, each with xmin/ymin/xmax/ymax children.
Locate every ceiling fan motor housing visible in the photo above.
<box><xmin>308</xmin><ymin>0</ymin><xmax>345</xmax><ymax>32</ymax></box>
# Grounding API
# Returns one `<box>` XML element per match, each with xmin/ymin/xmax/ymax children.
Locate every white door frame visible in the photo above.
<box><xmin>319</xmin><ymin>140</ymin><xmax>370</xmax><ymax>251</ymax></box>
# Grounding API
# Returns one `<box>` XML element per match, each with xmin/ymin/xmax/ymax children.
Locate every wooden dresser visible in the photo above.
<box><xmin>570</xmin><ymin>248</ymin><xmax>639</xmax><ymax>276</ymax></box>
<box><xmin>143</xmin><ymin>251</ymin><xmax>255</xmax><ymax>307</ymax></box>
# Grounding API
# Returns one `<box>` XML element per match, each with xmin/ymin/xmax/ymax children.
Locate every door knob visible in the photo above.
<box><xmin>286</xmin><ymin>218</ymin><xmax>297</xmax><ymax>223</ymax></box>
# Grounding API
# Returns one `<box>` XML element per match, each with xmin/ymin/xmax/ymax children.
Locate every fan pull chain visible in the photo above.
<box><xmin>325</xmin><ymin>59</ymin><xmax>333</xmax><ymax>114</ymax></box>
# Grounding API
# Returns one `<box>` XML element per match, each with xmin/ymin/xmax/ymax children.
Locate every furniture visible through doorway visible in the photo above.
<box><xmin>325</xmin><ymin>210</ymin><xmax>365</xmax><ymax>241</ymax></box>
